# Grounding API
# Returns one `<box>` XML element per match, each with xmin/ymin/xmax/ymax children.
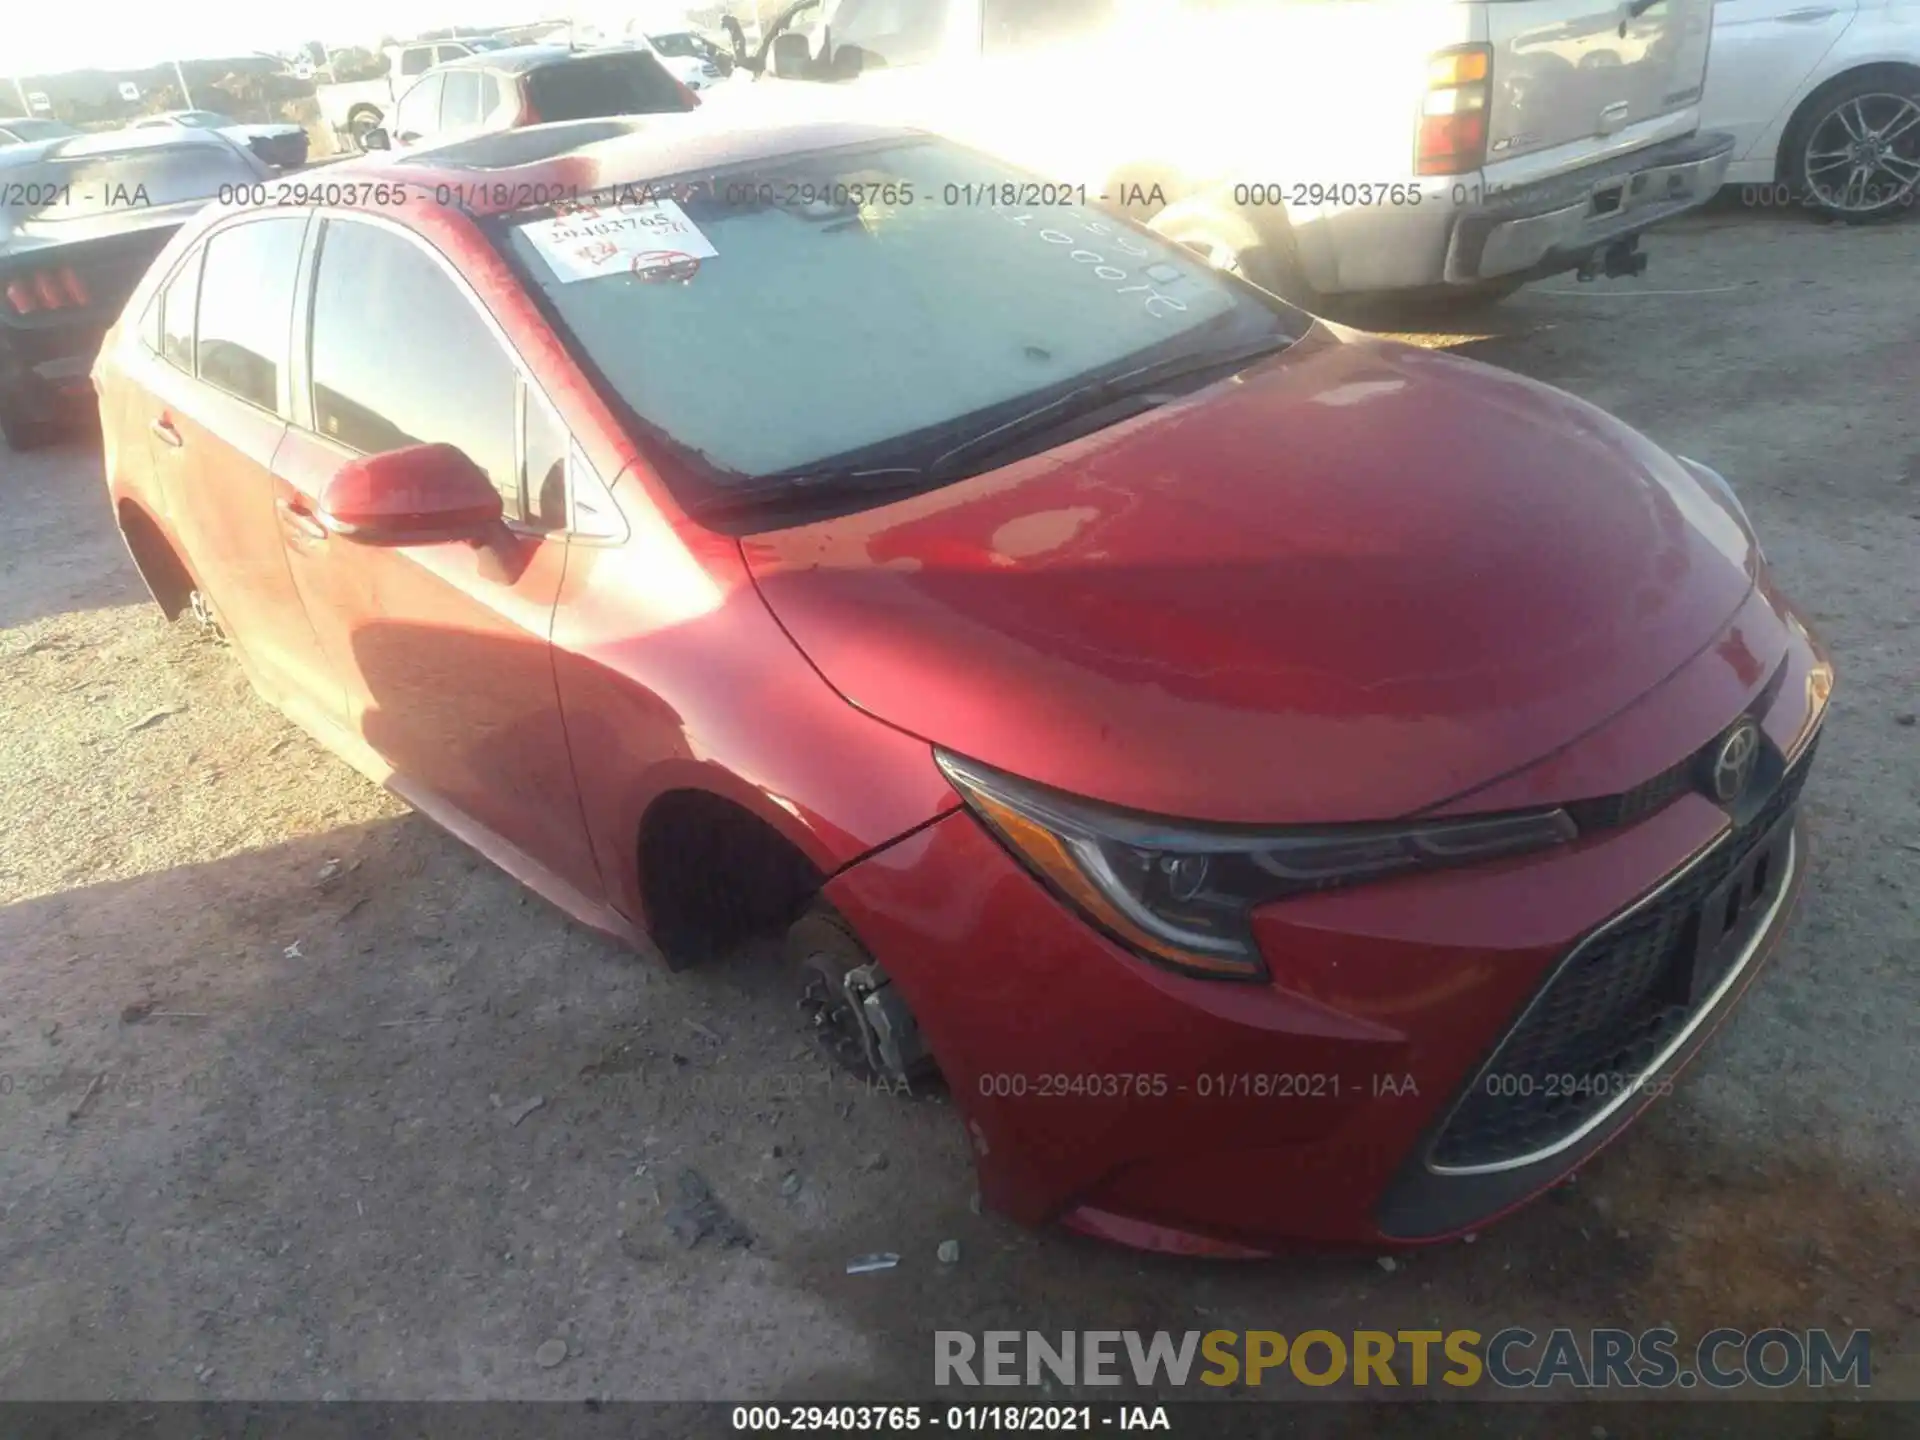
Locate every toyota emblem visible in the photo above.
<box><xmin>1706</xmin><ymin>719</ymin><xmax>1761</xmax><ymax>805</ymax></box>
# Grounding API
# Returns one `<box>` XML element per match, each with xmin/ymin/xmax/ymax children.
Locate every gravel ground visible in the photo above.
<box><xmin>0</xmin><ymin>199</ymin><xmax>1915</xmax><ymax>1423</ymax></box>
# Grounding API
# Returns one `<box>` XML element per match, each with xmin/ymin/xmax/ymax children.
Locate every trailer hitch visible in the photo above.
<box><xmin>1577</xmin><ymin>236</ymin><xmax>1649</xmax><ymax>282</ymax></box>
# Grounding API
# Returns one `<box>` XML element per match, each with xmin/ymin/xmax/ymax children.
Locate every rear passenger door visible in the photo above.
<box><xmin>272</xmin><ymin>215</ymin><xmax>603</xmax><ymax>900</ymax></box>
<box><xmin>136</xmin><ymin>215</ymin><xmax>344</xmax><ymax>718</ymax></box>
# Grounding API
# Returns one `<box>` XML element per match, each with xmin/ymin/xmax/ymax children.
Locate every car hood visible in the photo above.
<box><xmin>739</xmin><ymin>324</ymin><xmax>1760</xmax><ymax>825</ymax></box>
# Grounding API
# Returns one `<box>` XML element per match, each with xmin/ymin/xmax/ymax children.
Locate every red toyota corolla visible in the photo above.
<box><xmin>94</xmin><ymin>115</ymin><xmax>1832</xmax><ymax>1254</ymax></box>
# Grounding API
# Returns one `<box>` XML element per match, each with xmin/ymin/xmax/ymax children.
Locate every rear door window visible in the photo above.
<box><xmin>478</xmin><ymin>73</ymin><xmax>507</xmax><ymax>123</ymax></box>
<box><xmin>307</xmin><ymin>220</ymin><xmax>521</xmax><ymax>517</ymax></box>
<box><xmin>195</xmin><ymin>216</ymin><xmax>307</xmax><ymax>412</ymax></box>
<box><xmin>523</xmin><ymin>53</ymin><xmax>693</xmax><ymax>120</ymax></box>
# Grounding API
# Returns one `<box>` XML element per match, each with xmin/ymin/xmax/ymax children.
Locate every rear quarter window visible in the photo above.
<box><xmin>524</xmin><ymin>53</ymin><xmax>694</xmax><ymax>121</ymax></box>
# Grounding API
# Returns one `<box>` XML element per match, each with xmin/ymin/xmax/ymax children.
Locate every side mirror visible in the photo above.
<box><xmin>318</xmin><ymin>444</ymin><xmax>503</xmax><ymax>546</ymax></box>
<box><xmin>361</xmin><ymin>126</ymin><xmax>392</xmax><ymax>150</ymax></box>
<box><xmin>768</xmin><ymin>32</ymin><xmax>813</xmax><ymax>78</ymax></box>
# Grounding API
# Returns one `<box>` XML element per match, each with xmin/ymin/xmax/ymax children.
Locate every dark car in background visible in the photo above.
<box><xmin>365</xmin><ymin>45</ymin><xmax>701</xmax><ymax>153</ymax></box>
<box><xmin>130</xmin><ymin>110</ymin><xmax>311</xmax><ymax>170</ymax></box>
<box><xmin>0</xmin><ymin>128</ymin><xmax>269</xmax><ymax>449</ymax></box>
<box><xmin>0</xmin><ymin>119</ymin><xmax>81</xmax><ymax>148</ymax></box>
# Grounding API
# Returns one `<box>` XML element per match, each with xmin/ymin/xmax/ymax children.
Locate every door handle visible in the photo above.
<box><xmin>275</xmin><ymin>496</ymin><xmax>329</xmax><ymax>542</ymax></box>
<box><xmin>150</xmin><ymin>416</ymin><xmax>183</xmax><ymax>448</ymax></box>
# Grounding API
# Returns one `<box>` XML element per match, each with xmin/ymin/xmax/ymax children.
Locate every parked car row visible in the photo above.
<box><xmin>314</xmin><ymin>27</ymin><xmax>729</xmax><ymax>148</ymax></box>
<box><xmin>718</xmin><ymin>0</ymin><xmax>1920</xmax><ymax>309</ymax></box>
<box><xmin>85</xmin><ymin>109</ymin><xmax>1833</xmax><ymax>1255</ymax></box>
<box><xmin>129</xmin><ymin>109</ymin><xmax>310</xmax><ymax>171</ymax></box>
<box><xmin>358</xmin><ymin>44</ymin><xmax>702</xmax><ymax>155</ymax></box>
<box><xmin>0</xmin><ymin>128</ymin><xmax>271</xmax><ymax>448</ymax></box>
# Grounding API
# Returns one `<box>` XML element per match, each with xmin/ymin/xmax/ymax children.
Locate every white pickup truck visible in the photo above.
<box><xmin>733</xmin><ymin>0</ymin><xmax>1737</xmax><ymax>311</ymax></box>
<box><xmin>315</xmin><ymin>40</ymin><xmax>499</xmax><ymax>145</ymax></box>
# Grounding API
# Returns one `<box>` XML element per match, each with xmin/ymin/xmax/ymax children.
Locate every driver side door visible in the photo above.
<box><xmin>273</xmin><ymin>214</ymin><xmax>604</xmax><ymax>904</ymax></box>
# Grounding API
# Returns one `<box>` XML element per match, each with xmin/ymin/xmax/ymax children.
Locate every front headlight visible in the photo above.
<box><xmin>937</xmin><ymin>751</ymin><xmax>1578</xmax><ymax>980</ymax></box>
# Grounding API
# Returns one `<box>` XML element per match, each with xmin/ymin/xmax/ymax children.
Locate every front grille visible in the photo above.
<box><xmin>1563</xmin><ymin>759</ymin><xmax>1693</xmax><ymax>832</ymax></box>
<box><xmin>1430</xmin><ymin>732</ymin><xmax>1819</xmax><ymax>1171</ymax></box>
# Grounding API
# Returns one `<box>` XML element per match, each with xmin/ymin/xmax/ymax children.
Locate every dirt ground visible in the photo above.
<box><xmin>1</xmin><ymin>197</ymin><xmax>1916</xmax><ymax>1423</ymax></box>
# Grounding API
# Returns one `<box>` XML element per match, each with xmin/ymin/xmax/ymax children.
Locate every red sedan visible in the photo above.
<box><xmin>94</xmin><ymin>115</ymin><xmax>1832</xmax><ymax>1254</ymax></box>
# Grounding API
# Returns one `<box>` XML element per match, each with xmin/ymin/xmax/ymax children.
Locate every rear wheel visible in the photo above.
<box><xmin>1789</xmin><ymin>71</ymin><xmax>1920</xmax><ymax>223</ymax></box>
<box><xmin>346</xmin><ymin>107</ymin><xmax>383</xmax><ymax>148</ymax></box>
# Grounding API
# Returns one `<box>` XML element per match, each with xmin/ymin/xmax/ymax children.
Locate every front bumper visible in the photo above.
<box><xmin>1446</xmin><ymin>129</ymin><xmax>1735</xmax><ymax>283</ymax></box>
<box><xmin>824</xmin><ymin>589</ymin><xmax>1827</xmax><ymax>1252</ymax></box>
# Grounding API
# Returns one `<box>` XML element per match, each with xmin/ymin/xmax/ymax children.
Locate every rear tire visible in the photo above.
<box><xmin>346</xmin><ymin>107</ymin><xmax>383</xmax><ymax>148</ymax></box>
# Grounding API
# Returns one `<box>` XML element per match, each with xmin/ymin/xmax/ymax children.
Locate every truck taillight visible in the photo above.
<box><xmin>5</xmin><ymin>265</ymin><xmax>91</xmax><ymax>315</ymax></box>
<box><xmin>1416</xmin><ymin>44</ymin><xmax>1492</xmax><ymax>177</ymax></box>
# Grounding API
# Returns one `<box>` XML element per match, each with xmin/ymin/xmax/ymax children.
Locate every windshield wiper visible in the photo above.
<box><xmin>926</xmin><ymin>333</ymin><xmax>1297</xmax><ymax>480</ymax></box>
<box><xmin>687</xmin><ymin>333</ymin><xmax>1298</xmax><ymax>522</ymax></box>
<box><xmin>691</xmin><ymin>463</ymin><xmax>931</xmax><ymax>520</ymax></box>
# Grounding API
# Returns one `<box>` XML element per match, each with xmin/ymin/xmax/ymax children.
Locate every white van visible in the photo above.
<box><xmin>733</xmin><ymin>0</ymin><xmax>1735</xmax><ymax>307</ymax></box>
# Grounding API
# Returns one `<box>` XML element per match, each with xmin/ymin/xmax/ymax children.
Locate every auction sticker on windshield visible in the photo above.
<box><xmin>520</xmin><ymin>197</ymin><xmax>717</xmax><ymax>283</ymax></box>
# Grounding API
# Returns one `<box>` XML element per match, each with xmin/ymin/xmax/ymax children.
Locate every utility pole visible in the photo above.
<box><xmin>11</xmin><ymin>76</ymin><xmax>29</xmax><ymax>115</ymax></box>
<box><xmin>173</xmin><ymin>58</ymin><xmax>194</xmax><ymax>109</ymax></box>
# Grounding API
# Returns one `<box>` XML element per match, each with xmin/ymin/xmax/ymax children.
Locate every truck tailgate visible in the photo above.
<box><xmin>1482</xmin><ymin>0</ymin><xmax>1715</xmax><ymax>164</ymax></box>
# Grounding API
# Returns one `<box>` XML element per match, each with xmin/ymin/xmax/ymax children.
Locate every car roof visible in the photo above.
<box><xmin>344</xmin><ymin>114</ymin><xmax>924</xmax><ymax>217</ymax></box>
<box><xmin>50</xmin><ymin>128</ymin><xmax>245</xmax><ymax>159</ymax></box>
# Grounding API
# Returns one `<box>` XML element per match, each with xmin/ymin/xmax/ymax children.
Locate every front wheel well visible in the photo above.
<box><xmin>1775</xmin><ymin>62</ymin><xmax>1920</xmax><ymax>180</ymax></box>
<box><xmin>117</xmin><ymin>501</ymin><xmax>195</xmax><ymax>620</ymax></box>
<box><xmin>637</xmin><ymin>789</ymin><xmax>827</xmax><ymax>967</ymax></box>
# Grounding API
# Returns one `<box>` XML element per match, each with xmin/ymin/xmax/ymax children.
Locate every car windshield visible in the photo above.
<box><xmin>1</xmin><ymin>143</ymin><xmax>259</xmax><ymax>222</ymax></box>
<box><xmin>492</xmin><ymin>137</ymin><xmax>1304</xmax><ymax>506</ymax></box>
<box><xmin>523</xmin><ymin>52</ymin><xmax>694</xmax><ymax>121</ymax></box>
<box><xmin>647</xmin><ymin>31</ymin><xmax>700</xmax><ymax>55</ymax></box>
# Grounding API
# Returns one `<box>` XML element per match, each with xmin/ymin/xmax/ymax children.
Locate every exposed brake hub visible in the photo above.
<box><xmin>841</xmin><ymin>962</ymin><xmax>930</xmax><ymax>1084</ymax></box>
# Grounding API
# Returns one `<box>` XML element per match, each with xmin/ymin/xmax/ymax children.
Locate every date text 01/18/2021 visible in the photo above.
<box><xmin>731</xmin><ymin>1405</ymin><xmax>1171</xmax><ymax>1431</ymax></box>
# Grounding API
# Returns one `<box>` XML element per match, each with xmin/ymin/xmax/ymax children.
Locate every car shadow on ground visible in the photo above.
<box><xmin>0</xmin><ymin>792</ymin><xmax>1909</xmax><ymax>1401</ymax></box>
